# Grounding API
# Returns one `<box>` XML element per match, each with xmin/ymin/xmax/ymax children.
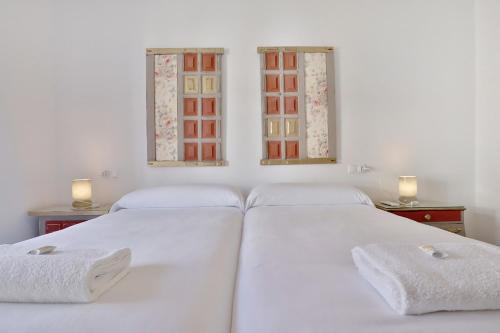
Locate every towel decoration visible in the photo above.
<box><xmin>0</xmin><ymin>245</ymin><xmax>131</xmax><ymax>303</ymax></box>
<box><xmin>352</xmin><ymin>242</ymin><xmax>500</xmax><ymax>315</ymax></box>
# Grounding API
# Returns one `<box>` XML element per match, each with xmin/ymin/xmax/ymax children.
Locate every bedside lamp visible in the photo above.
<box><xmin>399</xmin><ymin>176</ymin><xmax>418</xmax><ymax>206</ymax></box>
<box><xmin>72</xmin><ymin>179</ymin><xmax>93</xmax><ymax>209</ymax></box>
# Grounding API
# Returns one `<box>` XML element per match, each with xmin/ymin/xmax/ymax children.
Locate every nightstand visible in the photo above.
<box><xmin>375</xmin><ymin>202</ymin><xmax>466</xmax><ymax>236</ymax></box>
<box><xmin>28</xmin><ymin>204</ymin><xmax>112</xmax><ymax>235</ymax></box>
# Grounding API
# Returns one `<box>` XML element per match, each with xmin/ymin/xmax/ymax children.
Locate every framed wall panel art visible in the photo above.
<box><xmin>258</xmin><ymin>46</ymin><xmax>337</xmax><ymax>165</ymax></box>
<box><xmin>146</xmin><ymin>48</ymin><xmax>226</xmax><ymax>167</ymax></box>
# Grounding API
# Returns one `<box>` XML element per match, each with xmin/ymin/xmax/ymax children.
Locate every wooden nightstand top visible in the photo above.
<box><xmin>28</xmin><ymin>204</ymin><xmax>112</xmax><ymax>217</ymax></box>
<box><xmin>375</xmin><ymin>201</ymin><xmax>466</xmax><ymax>212</ymax></box>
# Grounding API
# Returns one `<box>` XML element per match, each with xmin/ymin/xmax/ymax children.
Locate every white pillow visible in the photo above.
<box><xmin>245</xmin><ymin>183</ymin><xmax>373</xmax><ymax>210</ymax></box>
<box><xmin>110</xmin><ymin>185</ymin><xmax>244</xmax><ymax>212</ymax></box>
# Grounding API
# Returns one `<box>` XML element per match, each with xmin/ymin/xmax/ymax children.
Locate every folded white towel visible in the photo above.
<box><xmin>0</xmin><ymin>245</ymin><xmax>131</xmax><ymax>303</ymax></box>
<box><xmin>352</xmin><ymin>242</ymin><xmax>500</xmax><ymax>315</ymax></box>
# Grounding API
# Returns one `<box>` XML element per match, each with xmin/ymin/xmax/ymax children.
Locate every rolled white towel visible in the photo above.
<box><xmin>352</xmin><ymin>242</ymin><xmax>500</xmax><ymax>315</ymax></box>
<box><xmin>0</xmin><ymin>245</ymin><xmax>131</xmax><ymax>303</ymax></box>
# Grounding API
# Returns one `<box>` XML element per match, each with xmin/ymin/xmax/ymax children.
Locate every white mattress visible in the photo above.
<box><xmin>232</xmin><ymin>205</ymin><xmax>500</xmax><ymax>333</ymax></box>
<box><xmin>0</xmin><ymin>207</ymin><xmax>243</xmax><ymax>333</ymax></box>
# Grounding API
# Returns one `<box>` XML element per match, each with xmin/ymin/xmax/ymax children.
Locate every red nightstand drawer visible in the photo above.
<box><xmin>45</xmin><ymin>220</ymin><xmax>85</xmax><ymax>234</ymax></box>
<box><xmin>61</xmin><ymin>220</ymin><xmax>84</xmax><ymax>229</ymax></box>
<box><xmin>45</xmin><ymin>222</ymin><xmax>62</xmax><ymax>234</ymax></box>
<box><xmin>393</xmin><ymin>210</ymin><xmax>462</xmax><ymax>223</ymax></box>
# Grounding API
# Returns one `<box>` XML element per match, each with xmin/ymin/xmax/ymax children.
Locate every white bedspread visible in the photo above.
<box><xmin>232</xmin><ymin>205</ymin><xmax>500</xmax><ymax>333</ymax></box>
<box><xmin>0</xmin><ymin>207</ymin><xmax>243</xmax><ymax>333</ymax></box>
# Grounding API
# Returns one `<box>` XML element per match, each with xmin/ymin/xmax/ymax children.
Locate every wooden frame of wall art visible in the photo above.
<box><xmin>146</xmin><ymin>48</ymin><xmax>226</xmax><ymax>167</ymax></box>
<box><xmin>258</xmin><ymin>46</ymin><xmax>337</xmax><ymax>165</ymax></box>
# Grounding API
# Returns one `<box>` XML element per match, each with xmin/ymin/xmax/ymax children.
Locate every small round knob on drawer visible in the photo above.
<box><xmin>424</xmin><ymin>214</ymin><xmax>432</xmax><ymax>221</ymax></box>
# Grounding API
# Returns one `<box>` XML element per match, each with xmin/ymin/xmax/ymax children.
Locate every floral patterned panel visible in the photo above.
<box><xmin>154</xmin><ymin>55</ymin><xmax>178</xmax><ymax>161</ymax></box>
<box><xmin>304</xmin><ymin>53</ymin><xmax>329</xmax><ymax>158</ymax></box>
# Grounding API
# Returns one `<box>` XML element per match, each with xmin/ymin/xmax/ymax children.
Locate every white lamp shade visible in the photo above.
<box><xmin>72</xmin><ymin>179</ymin><xmax>93</xmax><ymax>203</ymax></box>
<box><xmin>399</xmin><ymin>176</ymin><xmax>417</xmax><ymax>201</ymax></box>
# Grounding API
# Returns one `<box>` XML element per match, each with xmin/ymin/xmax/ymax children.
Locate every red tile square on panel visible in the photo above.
<box><xmin>202</xmin><ymin>143</ymin><xmax>217</xmax><ymax>161</ymax></box>
<box><xmin>202</xmin><ymin>54</ymin><xmax>216</xmax><ymax>71</ymax></box>
<box><xmin>202</xmin><ymin>120</ymin><xmax>216</xmax><ymax>138</ymax></box>
<box><xmin>283</xmin><ymin>52</ymin><xmax>297</xmax><ymax>70</ymax></box>
<box><xmin>184</xmin><ymin>98</ymin><xmax>198</xmax><ymax>116</ymax></box>
<box><xmin>266</xmin><ymin>75</ymin><xmax>280</xmax><ymax>92</ymax></box>
<box><xmin>265</xmin><ymin>52</ymin><xmax>279</xmax><ymax>70</ymax></box>
<box><xmin>267</xmin><ymin>141</ymin><xmax>282</xmax><ymax>159</ymax></box>
<box><xmin>286</xmin><ymin>141</ymin><xmax>299</xmax><ymax>159</ymax></box>
<box><xmin>184</xmin><ymin>143</ymin><xmax>198</xmax><ymax>161</ymax></box>
<box><xmin>266</xmin><ymin>96</ymin><xmax>280</xmax><ymax>114</ymax></box>
<box><xmin>184</xmin><ymin>120</ymin><xmax>198</xmax><ymax>138</ymax></box>
<box><xmin>202</xmin><ymin>98</ymin><xmax>216</xmax><ymax>116</ymax></box>
<box><xmin>184</xmin><ymin>53</ymin><xmax>198</xmax><ymax>71</ymax></box>
<box><xmin>284</xmin><ymin>96</ymin><xmax>298</xmax><ymax>114</ymax></box>
<box><xmin>284</xmin><ymin>75</ymin><xmax>297</xmax><ymax>92</ymax></box>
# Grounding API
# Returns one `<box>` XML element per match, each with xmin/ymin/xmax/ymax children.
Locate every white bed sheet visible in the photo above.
<box><xmin>232</xmin><ymin>205</ymin><xmax>500</xmax><ymax>333</ymax></box>
<box><xmin>0</xmin><ymin>207</ymin><xmax>243</xmax><ymax>333</ymax></box>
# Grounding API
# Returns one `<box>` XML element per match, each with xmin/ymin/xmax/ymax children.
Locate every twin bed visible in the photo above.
<box><xmin>2</xmin><ymin>184</ymin><xmax>500</xmax><ymax>332</ymax></box>
<box><xmin>0</xmin><ymin>187</ymin><xmax>244</xmax><ymax>332</ymax></box>
<box><xmin>233</xmin><ymin>185</ymin><xmax>500</xmax><ymax>333</ymax></box>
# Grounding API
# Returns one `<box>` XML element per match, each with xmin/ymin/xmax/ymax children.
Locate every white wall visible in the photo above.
<box><xmin>475</xmin><ymin>0</ymin><xmax>500</xmax><ymax>244</ymax></box>
<box><xmin>0</xmin><ymin>1</ymin><xmax>58</xmax><ymax>242</ymax></box>
<box><xmin>0</xmin><ymin>0</ymin><xmax>484</xmax><ymax>243</ymax></box>
<box><xmin>50</xmin><ymin>0</ymin><xmax>478</xmax><ymax>235</ymax></box>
